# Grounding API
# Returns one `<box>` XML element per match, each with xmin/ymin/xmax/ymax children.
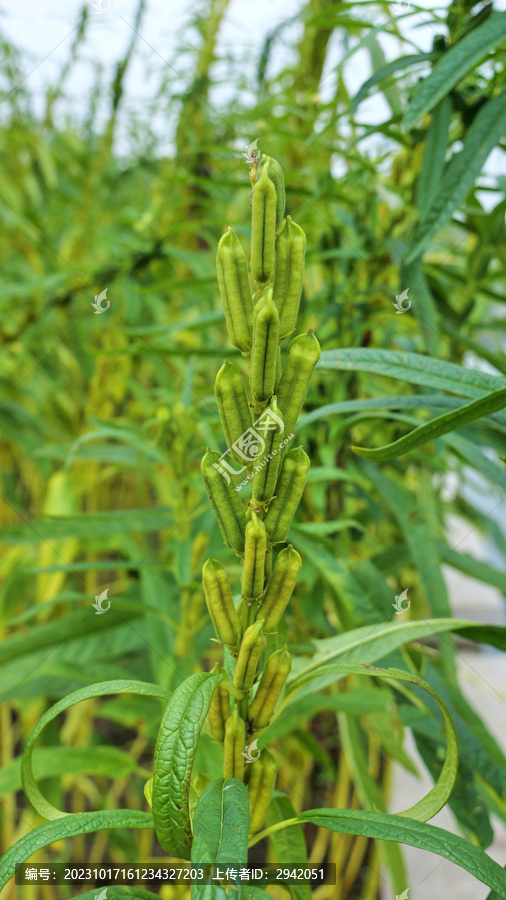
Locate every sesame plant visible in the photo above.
<box><xmin>2</xmin><ymin>152</ymin><xmax>506</xmax><ymax>900</ymax></box>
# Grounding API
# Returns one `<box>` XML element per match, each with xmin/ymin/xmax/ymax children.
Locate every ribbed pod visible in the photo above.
<box><xmin>202</xmin><ymin>558</ymin><xmax>240</xmax><ymax>652</ymax></box>
<box><xmin>264</xmin><ymin>447</ymin><xmax>310</xmax><ymax>543</ymax></box>
<box><xmin>215</xmin><ymin>360</ymin><xmax>253</xmax><ymax>463</ymax></box>
<box><xmin>256</xmin><ymin>544</ymin><xmax>302</xmax><ymax>631</ymax></box>
<box><xmin>201</xmin><ymin>449</ymin><xmax>247</xmax><ymax>552</ymax></box>
<box><xmin>248</xmin><ymin>647</ymin><xmax>292</xmax><ymax>731</ymax></box>
<box><xmin>216</xmin><ymin>228</ymin><xmax>253</xmax><ymax>352</ymax></box>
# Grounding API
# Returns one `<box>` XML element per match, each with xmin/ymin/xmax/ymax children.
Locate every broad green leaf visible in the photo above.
<box><xmin>152</xmin><ymin>671</ymin><xmax>225</xmax><ymax>859</ymax></box>
<box><xmin>416</xmin><ymin>95</ymin><xmax>452</xmax><ymax>218</ymax></box>
<box><xmin>252</xmin><ymin>810</ymin><xmax>506</xmax><ymax>897</ymax></box>
<box><xmin>0</xmin><ymin>809</ymin><xmax>154</xmax><ymax>891</ymax></box>
<box><xmin>350</xmin><ymin>387</ymin><xmax>506</xmax><ymax>460</ymax></box>
<box><xmin>0</xmin><ymin>746</ymin><xmax>138</xmax><ymax>798</ymax></box>
<box><xmin>403</xmin><ymin>12</ymin><xmax>506</xmax><ymax>129</ymax></box>
<box><xmin>191</xmin><ymin>778</ymin><xmax>249</xmax><ymax>899</ymax></box>
<box><xmin>265</xmin><ymin>792</ymin><xmax>311</xmax><ymax>900</ymax></box>
<box><xmin>21</xmin><ymin>679</ymin><xmax>170</xmax><ymax>820</ymax></box>
<box><xmin>318</xmin><ymin>348</ymin><xmax>506</xmax><ymax>399</ymax></box>
<box><xmin>405</xmin><ymin>89</ymin><xmax>506</xmax><ymax>263</ymax></box>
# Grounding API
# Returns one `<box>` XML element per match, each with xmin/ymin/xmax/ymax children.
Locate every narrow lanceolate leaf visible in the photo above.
<box><xmin>152</xmin><ymin>671</ymin><xmax>225</xmax><ymax>859</ymax></box>
<box><xmin>350</xmin><ymin>387</ymin><xmax>506</xmax><ymax>461</ymax></box>
<box><xmin>286</xmin><ymin>618</ymin><xmax>506</xmax><ymax>697</ymax></box>
<box><xmin>416</xmin><ymin>96</ymin><xmax>452</xmax><ymax>219</ymax></box>
<box><xmin>351</xmin><ymin>52</ymin><xmax>437</xmax><ymax>113</ymax></box>
<box><xmin>0</xmin><ymin>810</ymin><xmax>154</xmax><ymax>891</ymax></box>
<box><xmin>21</xmin><ymin>680</ymin><xmax>171</xmax><ymax>821</ymax></box>
<box><xmin>405</xmin><ymin>89</ymin><xmax>506</xmax><ymax>263</ymax></box>
<box><xmin>318</xmin><ymin>348</ymin><xmax>506</xmax><ymax>400</ymax></box>
<box><xmin>251</xmin><ymin>810</ymin><xmax>506</xmax><ymax>898</ymax></box>
<box><xmin>309</xmin><ymin>664</ymin><xmax>458</xmax><ymax>823</ymax></box>
<box><xmin>403</xmin><ymin>12</ymin><xmax>506</xmax><ymax>130</ymax></box>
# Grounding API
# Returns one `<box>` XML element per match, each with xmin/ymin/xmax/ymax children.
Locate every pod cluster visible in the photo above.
<box><xmin>201</xmin><ymin>153</ymin><xmax>320</xmax><ymax>831</ymax></box>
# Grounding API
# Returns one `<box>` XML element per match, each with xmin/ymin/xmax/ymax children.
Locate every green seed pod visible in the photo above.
<box><xmin>250</xmin><ymin>286</ymin><xmax>279</xmax><ymax>404</ymax></box>
<box><xmin>247</xmin><ymin>749</ymin><xmax>278</xmax><ymax>834</ymax></box>
<box><xmin>234</xmin><ymin>620</ymin><xmax>263</xmax><ymax>693</ymax></box>
<box><xmin>241</xmin><ymin>511</ymin><xmax>267</xmax><ymax>600</ymax></box>
<box><xmin>202</xmin><ymin>558</ymin><xmax>240</xmax><ymax>652</ymax></box>
<box><xmin>223</xmin><ymin>707</ymin><xmax>246</xmax><ymax>781</ymax></box>
<box><xmin>201</xmin><ymin>450</ymin><xmax>247</xmax><ymax>553</ymax></box>
<box><xmin>252</xmin><ymin>395</ymin><xmax>284</xmax><ymax>504</ymax></box>
<box><xmin>257</xmin><ymin>544</ymin><xmax>302</xmax><ymax>632</ymax></box>
<box><xmin>257</xmin><ymin>155</ymin><xmax>285</xmax><ymax>233</ymax></box>
<box><xmin>250</xmin><ymin>163</ymin><xmax>277</xmax><ymax>285</ymax></box>
<box><xmin>248</xmin><ymin>647</ymin><xmax>292</xmax><ymax>731</ymax></box>
<box><xmin>272</xmin><ymin>217</ymin><xmax>306</xmax><ymax>340</ymax></box>
<box><xmin>215</xmin><ymin>360</ymin><xmax>253</xmax><ymax>464</ymax></box>
<box><xmin>263</xmin><ymin>447</ymin><xmax>310</xmax><ymax>544</ymax></box>
<box><xmin>276</xmin><ymin>332</ymin><xmax>321</xmax><ymax>438</ymax></box>
<box><xmin>217</xmin><ymin>228</ymin><xmax>253</xmax><ymax>353</ymax></box>
<box><xmin>207</xmin><ymin>668</ymin><xmax>231</xmax><ymax>742</ymax></box>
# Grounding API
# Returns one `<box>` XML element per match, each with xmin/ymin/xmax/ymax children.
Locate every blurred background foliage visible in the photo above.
<box><xmin>0</xmin><ymin>0</ymin><xmax>505</xmax><ymax>897</ymax></box>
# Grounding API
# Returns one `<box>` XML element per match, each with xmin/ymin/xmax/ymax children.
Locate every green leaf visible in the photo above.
<box><xmin>350</xmin><ymin>387</ymin><xmax>506</xmax><ymax>460</ymax></box>
<box><xmin>292</xmin><ymin>664</ymin><xmax>458</xmax><ymax>822</ymax></box>
<box><xmin>152</xmin><ymin>671</ymin><xmax>225</xmax><ymax>859</ymax></box>
<box><xmin>21</xmin><ymin>679</ymin><xmax>170</xmax><ymax>820</ymax></box>
<box><xmin>0</xmin><ymin>507</ymin><xmax>174</xmax><ymax>542</ymax></box>
<box><xmin>267</xmin><ymin>810</ymin><xmax>506</xmax><ymax>897</ymax></box>
<box><xmin>0</xmin><ymin>809</ymin><xmax>154</xmax><ymax>892</ymax></box>
<box><xmin>286</xmin><ymin>618</ymin><xmax>506</xmax><ymax>697</ymax></box>
<box><xmin>0</xmin><ymin>746</ymin><xmax>138</xmax><ymax>798</ymax></box>
<box><xmin>403</xmin><ymin>12</ymin><xmax>506</xmax><ymax>129</ymax></box>
<box><xmin>265</xmin><ymin>792</ymin><xmax>311</xmax><ymax>900</ymax></box>
<box><xmin>190</xmin><ymin>778</ymin><xmax>249</xmax><ymax>899</ymax></box>
<box><xmin>416</xmin><ymin>96</ymin><xmax>452</xmax><ymax>218</ymax></box>
<box><xmin>405</xmin><ymin>89</ymin><xmax>506</xmax><ymax>263</ymax></box>
<box><xmin>436</xmin><ymin>541</ymin><xmax>506</xmax><ymax>592</ymax></box>
<box><xmin>318</xmin><ymin>348</ymin><xmax>506</xmax><ymax>399</ymax></box>
<box><xmin>351</xmin><ymin>52</ymin><xmax>437</xmax><ymax>113</ymax></box>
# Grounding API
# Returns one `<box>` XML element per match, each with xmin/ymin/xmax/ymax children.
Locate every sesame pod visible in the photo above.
<box><xmin>202</xmin><ymin>558</ymin><xmax>240</xmax><ymax>652</ymax></box>
<box><xmin>264</xmin><ymin>447</ymin><xmax>310</xmax><ymax>544</ymax></box>
<box><xmin>223</xmin><ymin>707</ymin><xmax>246</xmax><ymax>781</ymax></box>
<box><xmin>276</xmin><ymin>332</ymin><xmax>321</xmax><ymax>438</ymax></box>
<box><xmin>250</xmin><ymin>286</ymin><xmax>279</xmax><ymax>404</ymax></box>
<box><xmin>272</xmin><ymin>217</ymin><xmax>306</xmax><ymax>340</ymax></box>
<box><xmin>257</xmin><ymin>155</ymin><xmax>285</xmax><ymax>233</ymax></box>
<box><xmin>215</xmin><ymin>360</ymin><xmax>253</xmax><ymax>464</ymax></box>
<box><xmin>252</xmin><ymin>396</ymin><xmax>284</xmax><ymax>504</ymax></box>
<box><xmin>217</xmin><ymin>228</ymin><xmax>253</xmax><ymax>352</ymax></box>
<box><xmin>234</xmin><ymin>620</ymin><xmax>263</xmax><ymax>693</ymax></box>
<box><xmin>250</xmin><ymin>162</ymin><xmax>277</xmax><ymax>285</ymax></box>
<box><xmin>247</xmin><ymin>749</ymin><xmax>278</xmax><ymax>833</ymax></box>
<box><xmin>257</xmin><ymin>544</ymin><xmax>301</xmax><ymax>632</ymax></box>
<box><xmin>248</xmin><ymin>647</ymin><xmax>292</xmax><ymax>731</ymax></box>
<box><xmin>241</xmin><ymin>511</ymin><xmax>267</xmax><ymax>600</ymax></box>
<box><xmin>207</xmin><ymin>668</ymin><xmax>231</xmax><ymax>742</ymax></box>
<box><xmin>201</xmin><ymin>449</ymin><xmax>247</xmax><ymax>552</ymax></box>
